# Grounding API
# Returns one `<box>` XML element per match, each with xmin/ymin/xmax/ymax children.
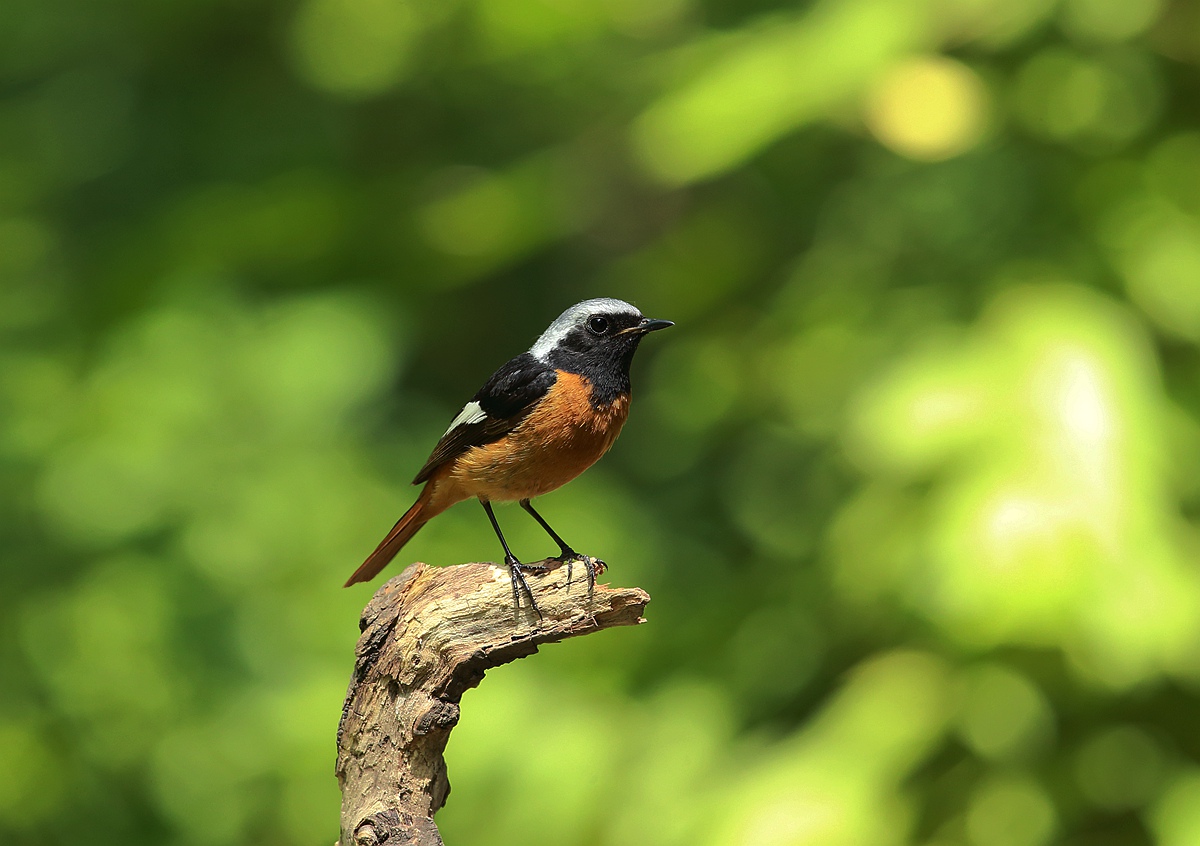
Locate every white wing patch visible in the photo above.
<box><xmin>442</xmin><ymin>400</ymin><xmax>488</xmax><ymax>436</ymax></box>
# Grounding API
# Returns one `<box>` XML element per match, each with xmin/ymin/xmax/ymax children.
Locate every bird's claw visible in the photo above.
<box><xmin>556</xmin><ymin>550</ymin><xmax>605</xmax><ymax>594</ymax></box>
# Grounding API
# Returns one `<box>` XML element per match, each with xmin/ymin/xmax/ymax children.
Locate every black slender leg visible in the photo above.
<box><xmin>520</xmin><ymin>499</ymin><xmax>575</xmax><ymax>557</ymax></box>
<box><xmin>481</xmin><ymin>500</ymin><xmax>542</xmax><ymax>619</ymax></box>
<box><xmin>519</xmin><ymin>499</ymin><xmax>601</xmax><ymax>592</ymax></box>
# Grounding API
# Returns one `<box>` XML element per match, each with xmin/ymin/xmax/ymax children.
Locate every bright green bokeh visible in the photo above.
<box><xmin>3</xmin><ymin>0</ymin><xmax>1200</xmax><ymax>844</ymax></box>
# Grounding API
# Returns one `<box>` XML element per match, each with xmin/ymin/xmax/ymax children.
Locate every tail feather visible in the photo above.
<box><xmin>344</xmin><ymin>491</ymin><xmax>432</xmax><ymax>587</ymax></box>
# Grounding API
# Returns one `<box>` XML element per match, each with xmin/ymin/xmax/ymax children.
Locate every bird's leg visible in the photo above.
<box><xmin>519</xmin><ymin>499</ymin><xmax>577</xmax><ymax>559</ymax></box>
<box><xmin>519</xmin><ymin>499</ymin><xmax>602</xmax><ymax>593</ymax></box>
<box><xmin>481</xmin><ymin>500</ymin><xmax>542</xmax><ymax>620</ymax></box>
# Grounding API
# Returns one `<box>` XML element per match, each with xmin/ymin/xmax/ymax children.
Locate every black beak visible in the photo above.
<box><xmin>637</xmin><ymin>318</ymin><xmax>674</xmax><ymax>334</ymax></box>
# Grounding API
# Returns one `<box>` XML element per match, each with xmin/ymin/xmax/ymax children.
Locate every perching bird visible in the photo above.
<box><xmin>345</xmin><ymin>298</ymin><xmax>672</xmax><ymax>612</ymax></box>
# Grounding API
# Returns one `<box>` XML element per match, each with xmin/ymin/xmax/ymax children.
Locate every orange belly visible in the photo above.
<box><xmin>435</xmin><ymin>372</ymin><xmax>629</xmax><ymax>505</ymax></box>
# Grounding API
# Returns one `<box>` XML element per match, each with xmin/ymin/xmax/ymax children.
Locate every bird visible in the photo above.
<box><xmin>345</xmin><ymin>298</ymin><xmax>672</xmax><ymax>613</ymax></box>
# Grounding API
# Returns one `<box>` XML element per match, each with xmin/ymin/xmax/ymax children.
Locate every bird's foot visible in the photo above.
<box><xmin>504</xmin><ymin>554</ymin><xmax>543</xmax><ymax>621</ymax></box>
<box><xmin>555</xmin><ymin>549</ymin><xmax>606</xmax><ymax>594</ymax></box>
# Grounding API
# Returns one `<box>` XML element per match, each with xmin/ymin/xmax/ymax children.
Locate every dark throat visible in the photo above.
<box><xmin>547</xmin><ymin>338</ymin><xmax>639</xmax><ymax>408</ymax></box>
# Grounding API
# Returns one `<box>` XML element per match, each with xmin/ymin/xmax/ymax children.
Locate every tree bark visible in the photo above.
<box><xmin>335</xmin><ymin>558</ymin><xmax>650</xmax><ymax>846</ymax></box>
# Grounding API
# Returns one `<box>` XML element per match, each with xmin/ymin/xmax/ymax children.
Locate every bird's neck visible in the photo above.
<box><xmin>547</xmin><ymin>346</ymin><xmax>635</xmax><ymax>409</ymax></box>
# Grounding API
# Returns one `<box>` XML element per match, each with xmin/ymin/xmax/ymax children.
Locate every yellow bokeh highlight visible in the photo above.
<box><xmin>865</xmin><ymin>56</ymin><xmax>990</xmax><ymax>161</ymax></box>
<box><xmin>629</xmin><ymin>0</ymin><xmax>1063</xmax><ymax>184</ymax></box>
<box><xmin>632</xmin><ymin>0</ymin><xmax>929</xmax><ymax>185</ymax></box>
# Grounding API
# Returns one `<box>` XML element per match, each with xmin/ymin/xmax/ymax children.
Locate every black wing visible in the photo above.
<box><xmin>412</xmin><ymin>353</ymin><xmax>556</xmax><ymax>484</ymax></box>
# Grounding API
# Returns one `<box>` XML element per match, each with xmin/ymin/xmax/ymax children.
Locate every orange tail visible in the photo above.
<box><xmin>344</xmin><ymin>488</ymin><xmax>435</xmax><ymax>587</ymax></box>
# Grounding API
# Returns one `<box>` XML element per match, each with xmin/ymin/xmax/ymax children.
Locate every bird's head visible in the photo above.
<box><xmin>530</xmin><ymin>298</ymin><xmax>672</xmax><ymax>376</ymax></box>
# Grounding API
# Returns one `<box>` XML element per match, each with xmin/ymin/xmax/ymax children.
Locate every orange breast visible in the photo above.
<box><xmin>441</xmin><ymin>371</ymin><xmax>629</xmax><ymax>503</ymax></box>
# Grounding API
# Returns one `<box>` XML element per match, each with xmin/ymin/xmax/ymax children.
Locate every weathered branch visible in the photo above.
<box><xmin>335</xmin><ymin>559</ymin><xmax>650</xmax><ymax>846</ymax></box>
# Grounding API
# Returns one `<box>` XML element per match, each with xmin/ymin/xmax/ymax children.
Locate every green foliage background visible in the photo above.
<box><xmin>5</xmin><ymin>0</ymin><xmax>1200</xmax><ymax>844</ymax></box>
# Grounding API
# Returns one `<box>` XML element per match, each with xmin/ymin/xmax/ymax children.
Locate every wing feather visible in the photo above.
<box><xmin>412</xmin><ymin>353</ymin><xmax>556</xmax><ymax>484</ymax></box>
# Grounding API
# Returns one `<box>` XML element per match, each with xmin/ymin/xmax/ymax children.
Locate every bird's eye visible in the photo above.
<box><xmin>587</xmin><ymin>316</ymin><xmax>609</xmax><ymax>335</ymax></box>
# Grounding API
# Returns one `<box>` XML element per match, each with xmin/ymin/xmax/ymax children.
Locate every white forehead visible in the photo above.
<box><xmin>529</xmin><ymin>298</ymin><xmax>641</xmax><ymax>359</ymax></box>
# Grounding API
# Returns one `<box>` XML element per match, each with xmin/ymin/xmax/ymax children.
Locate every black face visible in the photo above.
<box><xmin>550</xmin><ymin>309</ymin><xmax>646</xmax><ymax>367</ymax></box>
<box><xmin>546</xmin><ymin>310</ymin><xmax>671</xmax><ymax>406</ymax></box>
<box><xmin>584</xmin><ymin>309</ymin><xmax>640</xmax><ymax>338</ymax></box>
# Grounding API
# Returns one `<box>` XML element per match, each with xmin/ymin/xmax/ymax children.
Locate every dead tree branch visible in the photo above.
<box><xmin>335</xmin><ymin>559</ymin><xmax>650</xmax><ymax>846</ymax></box>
